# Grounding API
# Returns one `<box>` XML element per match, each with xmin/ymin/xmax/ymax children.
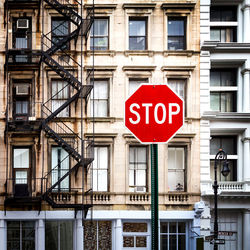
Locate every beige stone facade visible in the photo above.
<box><xmin>0</xmin><ymin>0</ymin><xmax>201</xmax><ymax>249</ymax></box>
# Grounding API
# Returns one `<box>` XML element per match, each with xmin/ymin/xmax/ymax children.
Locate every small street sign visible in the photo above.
<box><xmin>125</xmin><ymin>84</ymin><xmax>184</xmax><ymax>143</ymax></box>
<box><xmin>210</xmin><ymin>239</ymin><xmax>225</xmax><ymax>245</ymax></box>
<box><xmin>205</xmin><ymin>235</ymin><xmax>214</xmax><ymax>241</ymax></box>
<box><xmin>218</xmin><ymin>231</ymin><xmax>235</xmax><ymax>236</ymax></box>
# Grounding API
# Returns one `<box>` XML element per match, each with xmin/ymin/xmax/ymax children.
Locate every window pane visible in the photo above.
<box><xmin>123</xmin><ymin>236</ymin><xmax>134</xmax><ymax>247</ymax></box>
<box><xmin>168</xmin><ymin>147</ymin><xmax>185</xmax><ymax>170</ymax></box>
<box><xmin>98</xmin><ymin>221</ymin><xmax>112</xmax><ymax>250</ymax></box>
<box><xmin>210</xmin><ymin>29</ymin><xmax>221</xmax><ymax>41</ymax></box>
<box><xmin>210</xmin><ymin>93</ymin><xmax>220</xmax><ymax>111</ymax></box>
<box><xmin>60</xmin><ymin>221</ymin><xmax>73</xmax><ymax>250</ymax></box>
<box><xmin>168</xmin><ymin>20</ymin><xmax>184</xmax><ymax>36</ymax></box>
<box><xmin>160</xmin><ymin>235</ymin><xmax>168</xmax><ymax>250</ymax></box>
<box><xmin>15</xmin><ymin>171</ymin><xmax>28</xmax><ymax>184</ymax></box>
<box><xmin>22</xmin><ymin>222</ymin><xmax>35</xmax><ymax>250</ymax></box>
<box><xmin>136</xmin><ymin>236</ymin><xmax>147</xmax><ymax>247</ymax></box>
<box><xmin>178</xmin><ymin>235</ymin><xmax>186</xmax><ymax>250</ymax></box>
<box><xmin>98</xmin><ymin>170</ymin><xmax>108</xmax><ymax>191</ymax></box>
<box><xmin>210</xmin><ymin>7</ymin><xmax>237</xmax><ymax>22</ymax></box>
<box><xmin>168</xmin><ymin>79</ymin><xmax>185</xmax><ymax>100</ymax></box>
<box><xmin>90</xmin><ymin>37</ymin><xmax>108</xmax><ymax>50</ymax></box>
<box><xmin>129</xmin><ymin>37</ymin><xmax>146</xmax><ymax>50</ymax></box>
<box><xmin>178</xmin><ymin>222</ymin><xmax>186</xmax><ymax>233</ymax></box>
<box><xmin>7</xmin><ymin>221</ymin><xmax>20</xmax><ymax>250</ymax></box>
<box><xmin>169</xmin><ymin>235</ymin><xmax>177</xmax><ymax>249</ymax></box>
<box><xmin>161</xmin><ymin>222</ymin><xmax>168</xmax><ymax>233</ymax></box>
<box><xmin>129</xmin><ymin>79</ymin><xmax>148</xmax><ymax>96</ymax></box>
<box><xmin>129</xmin><ymin>20</ymin><xmax>146</xmax><ymax>36</ymax></box>
<box><xmin>210</xmin><ymin>137</ymin><xmax>236</xmax><ymax>155</ymax></box>
<box><xmin>84</xmin><ymin>221</ymin><xmax>97</xmax><ymax>250</ymax></box>
<box><xmin>168</xmin><ymin>36</ymin><xmax>185</xmax><ymax>50</ymax></box>
<box><xmin>52</xmin><ymin>20</ymin><xmax>69</xmax><ymax>36</ymax></box>
<box><xmin>210</xmin><ymin>160</ymin><xmax>236</xmax><ymax>181</ymax></box>
<box><xmin>91</xmin><ymin>19</ymin><xmax>108</xmax><ymax>36</ymax></box>
<box><xmin>210</xmin><ymin>71</ymin><xmax>220</xmax><ymax>86</ymax></box>
<box><xmin>123</xmin><ymin>223</ymin><xmax>147</xmax><ymax>232</ymax></box>
<box><xmin>14</xmin><ymin>148</ymin><xmax>29</xmax><ymax>168</ymax></box>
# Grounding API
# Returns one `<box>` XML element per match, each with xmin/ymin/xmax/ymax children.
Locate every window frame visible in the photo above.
<box><xmin>210</xmin><ymin>69</ymin><xmax>238</xmax><ymax>112</ymax></box>
<box><xmin>129</xmin><ymin>17</ymin><xmax>148</xmax><ymax>51</ymax></box>
<box><xmin>129</xmin><ymin>145</ymin><xmax>148</xmax><ymax>192</ymax></box>
<box><xmin>210</xmin><ymin>6</ymin><xmax>238</xmax><ymax>43</ymax></box>
<box><xmin>51</xmin><ymin>17</ymin><xmax>70</xmax><ymax>50</ymax></box>
<box><xmin>167</xmin><ymin>16</ymin><xmax>186</xmax><ymax>51</ymax></box>
<box><xmin>90</xmin><ymin>79</ymin><xmax>110</xmax><ymax>118</ymax></box>
<box><xmin>92</xmin><ymin>145</ymin><xmax>110</xmax><ymax>192</ymax></box>
<box><xmin>167</xmin><ymin>146</ymin><xmax>187</xmax><ymax>192</ymax></box>
<box><xmin>51</xmin><ymin>79</ymin><xmax>70</xmax><ymax>117</ymax></box>
<box><xmin>210</xmin><ymin>136</ymin><xmax>238</xmax><ymax>182</ymax></box>
<box><xmin>90</xmin><ymin>18</ymin><xmax>109</xmax><ymax>51</ymax></box>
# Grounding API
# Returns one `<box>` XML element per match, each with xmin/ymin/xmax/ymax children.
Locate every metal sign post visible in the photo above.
<box><xmin>151</xmin><ymin>144</ymin><xmax>158</xmax><ymax>250</ymax></box>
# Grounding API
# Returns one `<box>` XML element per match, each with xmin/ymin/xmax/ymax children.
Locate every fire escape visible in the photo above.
<box><xmin>40</xmin><ymin>0</ymin><xmax>94</xmax><ymax>213</ymax></box>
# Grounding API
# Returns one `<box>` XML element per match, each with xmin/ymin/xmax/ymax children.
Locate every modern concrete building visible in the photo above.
<box><xmin>200</xmin><ymin>0</ymin><xmax>250</xmax><ymax>249</ymax></box>
<box><xmin>0</xmin><ymin>0</ymin><xmax>202</xmax><ymax>249</ymax></box>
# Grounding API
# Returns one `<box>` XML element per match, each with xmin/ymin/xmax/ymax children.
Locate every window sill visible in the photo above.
<box><xmin>86</xmin><ymin>117</ymin><xmax>116</xmax><ymax>123</ymax></box>
<box><xmin>86</xmin><ymin>50</ymin><xmax>116</xmax><ymax>57</ymax></box>
<box><xmin>164</xmin><ymin>50</ymin><xmax>197</xmax><ymax>57</ymax></box>
<box><xmin>124</xmin><ymin>50</ymin><xmax>154</xmax><ymax>57</ymax></box>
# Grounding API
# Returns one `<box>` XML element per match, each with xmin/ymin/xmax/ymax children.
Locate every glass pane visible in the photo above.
<box><xmin>168</xmin><ymin>19</ymin><xmax>184</xmax><ymax>36</ymax></box>
<box><xmin>98</xmin><ymin>221</ymin><xmax>112</xmax><ymax>250</ymax></box>
<box><xmin>129</xmin><ymin>147</ymin><xmax>135</xmax><ymax>163</ymax></box>
<box><xmin>123</xmin><ymin>236</ymin><xmax>134</xmax><ymax>247</ymax></box>
<box><xmin>169</xmin><ymin>222</ymin><xmax>177</xmax><ymax>233</ymax></box>
<box><xmin>52</xmin><ymin>20</ymin><xmax>69</xmax><ymax>36</ymax></box>
<box><xmin>221</xmin><ymin>137</ymin><xmax>236</xmax><ymax>154</ymax></box>
<box><xmin>168</xmin><ymin>36</ymin><xmax>184</xmax><ymax>50</ymax></box>
<box><xmin>22</xmin><ymin>221</ymin><xmax>35</xmax><ymax>250</ymax></box>
<box><xmin>221</xmin><ymin>71</ymin><xmax>236</xmax><ymax>86</ymax></box>
<box><xmin>160</xmin><ymin>222</ymin><xmax>168</xmax><ymax>233</ymax></box>
<box><xmin>7</xmin><ymin>221</ymin><xmax>20</xmax><ymax>250</ymax></box>
<box><xmin>160</xmin><ymin>235</ymin><xmax>168</xmax><ymax>250</ymax></box>
<box><xmin>168</xmin><ymin>147</ymin><xmax>185</xmax><ymax>170</ymax></box>
<box><xmin>176</xmin><ymin>148</ymin><xmax>184</xmax><ymax>169</ymax></box>
<box><xmin>137</xmin><ymin>147</ymin><xmax>147</xmax><ymax>163</ymax></box>
<box><xmin>16</xmin><ymin>37</ymin><xmax>28</xmax><ymax>49</ymax></box>
<box><xmin>168</xmin><ymin>79</ymin><xmax>185</xmax><ymax>99</ymax></box>
<box><xmin>60</xmin><ymin>221</ymin><xmax>73</xmax><ymax>250</ymax></box>
<box><xmin>169</xmin><ymin>235</ymin><xmax>177</xmax><ymax>249</ymax></box>
<box><xmin>90</xmin><ymin>37</ymin><xmax>108</xmax><ymax>50</ymax></box>
<box><xmin>129</xmin><ymin>37</ymin><xmax>146</xmax><ymax>50</ymax></box>
<box><xmin>210</xmin><ymin>137</ymin><xmax>221</xmax><ymax>154</ymax></box>
<box><xmin>92</xmin><ymin>80</ymin><xmax>108</xmax><ymax>99</ymax></box>
<box><xmin>97</xmin><ymin>170</ymin><xmax>108</xmax><ymax>191</ymax></box>
<box><xmin>136</xmin><ymin>169</ymin><xmax>146</xmax><ymax>186</ymax></box>
<box><xmin>210</xmin><ymin>29</ymin><xmax>220</xmax><ymax>41</ymax></box>
<box><xmin>14</xmin><ymin>148</ymin><xmax>29</xmax><ymax>168</ymax></box>
<box><xmin>129</xmin><ymin>79</ymin><xmax>148</xmax><ymax>96</ymax></box>
<box><xmin>129</xmin><ymin>20</ymin><xmax>146</xmax><ymax>36</ymax></box>
<box><xmin>136</xmin><ymin>236</ymin><xmax>147</xmax><ymax>247</ymax></box>
<box><xmin>93</xmin><ymin>169</ymin><xmax>98</xmax><ymax>191</ymax></box>
<box><xmin>45</xmin><ymin>221</ymin><xmax>58</xmax><ymax>250</ymax></box>
<box><xmin>178</xmin><ymin>235</ymin><xmax>186</xmax><ymax>250</ymax></box>
<box><xmin>221</xmin><ymin>92</ymin><xmax>234</xmax><ymax>112</ymax></box>
<box><xmin>99</xmin><ymin>147</ymin><xmax>108</xmax><ymax>169</ymax></box>
<box><xmin>91</xmin><ymin>19</ymin><xmax>108</xmax><ymax>36</ymax></box>
<box><xmin>178</xmin><ymin>222</ymin><xmax>186</xmax><ymax>233</ymax></box>
<box><xmin>210</xmin><ymin>71</ymin><xmax>220</xmax><ymax>86</ymax></box>
<box><xmin>129</xmin><ymin>169</ymin><xmax>134</xmax><ymax>186</ymax></box>
<box><xmin>210</xmin><ymin>93</ymin><xmax>220</xmax><ymax>111</ymax></box>
<box><xmin>15</xmin><ymin>171</ymin><xmax>28</xmax><ymax>184</ymax></box>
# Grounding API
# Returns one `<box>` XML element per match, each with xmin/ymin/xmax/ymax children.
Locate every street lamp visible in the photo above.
<box><xmin>213</xmin><ymin>149</ymin><xmax>230</xmax><ymax>250</ymax></box>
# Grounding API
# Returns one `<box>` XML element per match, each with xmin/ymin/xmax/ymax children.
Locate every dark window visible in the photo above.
<box><xmin>129</xmin><ymin>18</ymin><xmax>147</xmax><ymax>50</ymax></box>
<box><xmin>210</xmin><ymin>6</ymin><xmax>237</xmax><ymax>21</ymax></box>
<box><xmin>90</xmin><ymin>18</ymin><xmax>109</xmax><ymax>50</ymax></box>
<box><xmin>7</xmin><ymin>221</ymin><xmax>35</xmax><ymax>250</ymax></box>
<box><xmin>45</xmin><ymin>221</ymin><xmax>73</xmax><ymax>250</ymax></box>
<box><xmin>210</xmin><ymin>136</ymin><xmax>237</xmax><ymax>181</ymax></box>
<box><xmin>13</xmin><ymin>81</ymin><xmax>31</xmax><ymax>120</ymax></box>
<box><xmin>51</xmin><ymin>18</ymin><xmax>70</xmax><ymax>50</ymax></box>
<box><xmin>168</xmin><ymin>17</ymin><xmax>186</xmax><ymax>50</ymax></box>
<box><xmin>210</xmin><ymin>27</ymin><xmax>236</xmax><ymax>42</ymax></box>
<box><xmin>210</xmin><ymin>70</ymin><xmax>237</xmax><ymax>112</ymax></box>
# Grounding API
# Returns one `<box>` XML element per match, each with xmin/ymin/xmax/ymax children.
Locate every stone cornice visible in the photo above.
<box><xmin>84</xmin><ymin>4</ymin><xmax>117</xmax><ymax>9</ymax></box>
<box><xmin>84</xmin><ymin>65</ymin><xmax>117</xmax><ymax>71</ymax></box>
<box><xmin>85</xmin><ymin>133</ymin><xmax>118</xmax><ymax>138</ymax></box>
<box><xmin>123</xmin><ymin>3</ymin><xmax>156</xmax><ymax>9</ymax></box>
<box><xmin>122</xmin><ymin>66</ymin><xmax>156</xmax><ymax>71</ymax></box>
<box><xmin>161</xmin><ymin>65</ymin><xmax>196</xmax><ymax>71</ymax></box>
<box><xmin>161</xmin><ymin>2</ymin><xmax>196</xmax><ymax>10</ymax></box>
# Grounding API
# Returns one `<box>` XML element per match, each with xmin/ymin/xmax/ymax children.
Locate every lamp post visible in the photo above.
<box><xmin>213</xmin><ymin>149</ymin><xmax>230</xmax><ymax>250</ymax></box>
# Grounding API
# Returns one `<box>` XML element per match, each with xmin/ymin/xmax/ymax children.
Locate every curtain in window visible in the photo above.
<box><xmin>90</xmin><ymin>19</ymin><xmax>108</xmax><ymax>50</ymax></box>
<box><xmin>168</xmin><ymin>79</ymin><xmax>185</xmax><ymax>100</ymax></box>
<box><xmin>129</xmin><ymin>20</ymin><xmax>146</xmax><ymax>50</ymax></box>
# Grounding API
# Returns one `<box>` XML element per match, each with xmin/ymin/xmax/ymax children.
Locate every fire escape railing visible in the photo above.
<box><xmin>41</xmin><ymin>0</ymin><xmax>94</xmax><ymax>210</ymax></box>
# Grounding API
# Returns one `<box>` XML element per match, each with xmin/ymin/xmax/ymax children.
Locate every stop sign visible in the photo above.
<box><xmin>125</xmin><ymin>84</ymin><xmax>184</xmax><ymax>143</ymax></box>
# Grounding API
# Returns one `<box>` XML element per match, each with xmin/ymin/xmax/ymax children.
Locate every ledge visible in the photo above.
<box><xmin>84</xmin><ymin>65</ymin><xmax>117</xmax><ymax>71</ymax></box>
<box><xmin>123</xmin><ymin>3</ymin><xmax>156</xmax><ymax>9</ymax></box>
<box><xmin>161</xmin><ymin>2</ymin><xmax>196</xmax><ymax>10</ymax></box>
<box><xmin>86</xmin><ymin>50</ymin><xmax>116</xmax><ymax>57</ymax></box>
<box><xmin>85</xmin><ymin>133</ymin><xmax>118</xmax><ymax>138</ymax></box>
<box><xmin>84</xmin><ymin>4</ymin><xmax>117</xmax><ymax>9</ymax></box>
<box><xmin>202</xmin><ymin>111</ymin><xmax>250</xmax><ymax>121</ymax></box>
<box><xmin>201</xmin><ymin>41</ymin><xmax>250</xmax><ymax>52</ymax></box>
<box><xmin>161</xmin><ymin>65</ymin><xmax>196</xmax><ymax>71</ymax></box>
<box><xmin>164</xmin><ymin>50</ymin><xmax>199</xmax><ymax>57</ymax></box>
<box><xmin>85</xmin><ymin>117</ymin><xmax>116</xmax><ymax>123</ymax></box>
<box><xmin>124</xmin><ymin>50</ymin><xmax>154</xmax><ymax>57</ymax></box>
<box><xmin>122</xmin><ymin>65</ymin><xmax>156</xmax><ymax>71</ymax></box>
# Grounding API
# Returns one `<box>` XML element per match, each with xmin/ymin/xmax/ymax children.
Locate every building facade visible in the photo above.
<box><xmin>0</xmin><ymin>0</ymin><xmax>202</xmax><ymax>250</ymax></box>
<box><xmin>200</xmin><ymin>0</ymin><xmax>250</xmax><ymax>249</ymax></box>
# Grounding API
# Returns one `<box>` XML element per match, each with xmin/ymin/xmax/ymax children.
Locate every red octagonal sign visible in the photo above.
<box><xmin>125</xmin><ymin>84</ymin><xmax>184</xmax><ymax>144</ymax></box>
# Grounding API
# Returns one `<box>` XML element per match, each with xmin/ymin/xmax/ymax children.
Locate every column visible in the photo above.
<box><xmin>76</xmin><ymin>219</ymin><xmax>83</xmax><ymax>250</ymax></box>
<box><xmin>243</xmin><ymin>210</ymin><xmax>250</xmax><ymax>250</ymax></box>
<box><xmin>242</xmin><ymin>70</ymin><xmax>250</xmax><ymax>112</ymax></box>
<box><xmin>115</xmin><ymin>219</ymin><xmax>123</xmax><ymax>250</ymax></box>
<box><xmin>243</xmin><ymin>5</ymin><xmax>250</xmax><ymax>42</ymax></box>
<box><xmin>243</xmin><ymin>139</ymin><xmax>250</xmax><ymax>181</ymax></box>
<box><xmin>0</xmin><ymin>220</ymin><xmax>6</xmax><ymax>250</ymax></box>
<box><xmin>37</xmin><ymin>219</ymin><xmax>45</xmax><ymax>250</ymax></box>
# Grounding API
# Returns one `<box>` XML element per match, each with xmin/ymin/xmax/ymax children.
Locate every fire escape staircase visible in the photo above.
<box><xmin>41</xmin><ymin>0</ymin><xmax>93</xmax><ymax>210</ymax></box>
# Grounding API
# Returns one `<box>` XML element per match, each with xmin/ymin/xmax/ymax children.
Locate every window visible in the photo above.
<box><xmin>210</xmin><ymin>6</ymin><xmax>237</xmax><ymax>42</ymax></box>
<box><xmin>129</xmin><ymin>146</ymin><xmax>147</xmax><ymax>192</ymax></box>
<box><xmin>129</xmin><ymin>79</ymin><xmax>148</xmax><ymax>96</ymax></box>
<box><xmin>129</xmin><ymin>18</ymin><xmax>147</xmax><ymax>50</ymax></box>
<box><xmin>84</xmin><ymin>220</ymin><xmax>112</xmax><ymax>250</ymax></box>
<box><xmin>93</xmin><ymin>146</ymin><xmax>109</xmax><ymax>192</ymax></box>
<box><xmin>12</xmin><ymin>17</ymin><xmax>32</xmax><ymax>62</ymax></box>
<box><xmin>210</xmin><ymin>136</ymin><xmax>237</xmax><ymax>181</ymax></box>
<box><xmin>13</xmin><ymin>148</ymin><xmax>31</xmax><ymax>197</ymax></box>
<box><xmin>45</xmin><ymin>221</ymin><xmax>73</xmax><ymax>250</ymax></box>
<box><xmin>123</xmin><ymin>222</ymin><xmax>149</xmax><ymax>248</ymax></box>
<box><xmin>51</xmin><ymin>147</ymin><xmax>70</xmax><ymax>191</ymax></box>
<box><xmin>90</xmin><ymin>80</ymin><xmax>109</xmax><ymax>117</ymax></box>
<box><xmin>13</xmin><ymin>81</ymin><xmax>31</xmax><ymax>120</ymax></box>
<box><xmin>51</xmin><ymin>80</ymin><xmax>70</xmax><ymax>117</ymax></box>
<box><xmin>51</xmin><ymin>18</ymin><xmax>70</xmax><ymax>50</ymax></box>
<box><xmin>160</xmin><ymin>222</ymin><xmax>187</xmax><ymax>250</ymax></box>
<box><xmin>168</xmin><ymin>147</ymin><xmax>186</xmax><ymax>191</ymax></box>
<box><xmin>90</xmin><ymin>19</ymin><xmax>109</xmax><ymax>50</ymax></box>
<box><xmin>168</xmin><ymin>79</ymin><xmax>186</xmax><ymax>101</ymax></box>
<box><xmin>7</xmin><ymin>221</ymin><xmax>35</xmax><ymax>250</ymax></box>
<box><xmin>210</xmin><ymin>69</ymin><xmax>237</xmax><ymax>112</ymax></box>
<box><xmin>168</xmin><ymin>17</ymin><xmax>186</xmax><ymax>50</ymax></box>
